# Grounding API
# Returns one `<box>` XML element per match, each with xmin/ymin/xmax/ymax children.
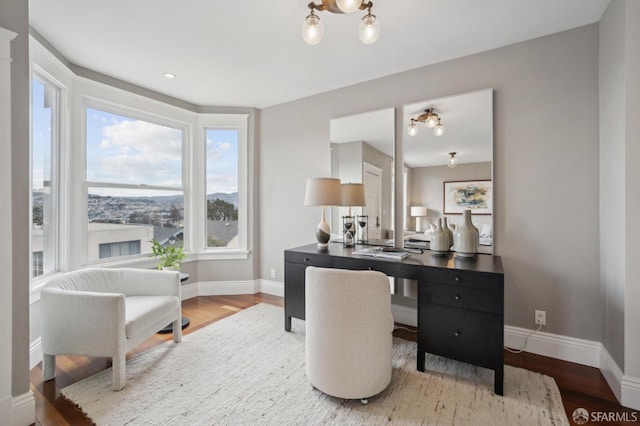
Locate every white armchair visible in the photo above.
<box><xmin>305</xmin><ymin>266</ymin><xmax>394</xmax><ymax>403</ymax></box>
<box><xmin>41</xmin><ymin>268</ymin><xmax>182</xmax><ymax>391</ymax></box>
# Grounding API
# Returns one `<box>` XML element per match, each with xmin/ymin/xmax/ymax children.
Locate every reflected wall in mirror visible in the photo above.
<box><xmin>403</xmin><ymin>89</ymin><xmax>494</xmax><ymax>254</ymax></box>
<box><xmin>330</xmin><ymin>108</ymin><xmax>395</xmax><ymax>245</ymax></box>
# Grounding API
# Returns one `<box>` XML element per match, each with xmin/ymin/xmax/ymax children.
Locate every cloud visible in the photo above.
<box><xmin>87</xmin><ymin>119</ymin><xmax>183</xmax><ymax>187</ymax></box>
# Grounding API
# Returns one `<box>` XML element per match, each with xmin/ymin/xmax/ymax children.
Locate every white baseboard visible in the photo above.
<box><xmin>180</xmin><ymin>282</ymin><xmax>198</xmax><ymax>300</ymax></box>
<box><xmin>12</xmin><ymin>391</ymin><xmax>35</xmax><ymax>426</ymax></box>
<box><xmin>504</xmin><ymin>325</ymin><xmax>602</xmax><ymax>368</ymax></box>
<box><xmin>29</xmin><ymin>337</ymin><xmax>42</xmax><ymax>370</ymax></box>
<box><xmin>391</xmin><ymin>304</ymin><xmax>417</xmax><ymax>327</ymax></box>
<box><xmin>622</xmin><ymin>375</ymin><xmax>640</xmax><ymax>411</ymax></box>
<box><xmin>256</xmin><ymin>279</ymin><xmax>284</xmax><ymax>297</ymax></box>
<box><xmin>197</xmin><ymin>280</ymin><xmax>256</xmax><ymax>296</ymax></box>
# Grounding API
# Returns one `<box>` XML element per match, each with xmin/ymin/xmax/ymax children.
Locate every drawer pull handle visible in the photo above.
<box><xmin>454</xmin><ymin>295</ymin><xmax>460</xmax><ymax>301</ymax></box>
<box><xmin>454</xmin><ymin>276</ymin><xmax>460</xmax><ymax>281</ymax></box>
<box><xmin>304</xmin><ymin>258</ymin><xmax>310</xmax><ymax>262</ymax></box>
<box><xmin>454</xmin><ymin>331</ymin><xmax>460</xmax><ymax>337</ymax></box>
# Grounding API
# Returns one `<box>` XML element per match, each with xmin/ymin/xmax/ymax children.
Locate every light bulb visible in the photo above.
<box><xmin>302</xmin><ymin>14</ymin><xmax>324</xmax><ymax>45</ymax></box>
<box><xmin>448</xmin><ymin>153</ymin><xmax>457</xmax><ymax>168</ymax></box>
<box><xmin>359</xmin><ymin>13</ymin><xmax>380</xmax><ymax>44</ymax></box>
<box><xmin>425</xmin><ymin>113</ymin><xmax>439</xmax><ymax>129</ymax></box>
<box><xmin>336</xmin><ymin>0</ymin><xmax>362</xmax><ymax>13</ymax></box>
<box><xmin>407</xmin><ymin>122</ymin><xmax>418</xmax><ymax>136</ymax></box>
<box><xmin>433</xmin><ymin>120</ymin><xmax>445</xmax><ymax>136</ymax></box>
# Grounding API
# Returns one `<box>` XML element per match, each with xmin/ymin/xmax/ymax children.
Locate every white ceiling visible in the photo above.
<box><xmin>29</xmin><ymin>0</ymin><xmax>610</xmax><ymax>109</ymax></box>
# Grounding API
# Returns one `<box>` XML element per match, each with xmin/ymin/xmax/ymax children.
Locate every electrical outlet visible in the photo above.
<box><xmin>270</xmin><ymin>269</ymin><xmax>276</xmax><ymax>279</ymax></box>
<box><xmin>535</xmin><ymin>310</ymin><xmax>546</xmax><ymax>326</ymax></box>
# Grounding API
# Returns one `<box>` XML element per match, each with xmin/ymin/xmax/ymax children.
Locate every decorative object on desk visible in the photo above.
<box><xmin>442</xmin><ymin>217</ymin><xmax>454</xmax><ymax>250</ymax></box>
<box><xmin>304</xmin><ymin>177</ymin><xmax>342</xmax><ymax>249</ymax></box>
<box><xmin>340</xmin><ymin>183</ymin><xmax>366</xmax><ymax>247</ymax></box>
<box><xmin>150</xmin><ymin>238</ymin><xmax>188</xmax><ymax>270</ymax></box>
<box><xmin>443</xmin><ymin>180</ymin><xmax>492</xmax><ymax>215</ymax></box>
<box><xmin>453</xmin><ymin>209</ymin><xmax>480</xmax><ymax>258</ymax></box>
<box><xmin>356</xmin><ymin>214</ymin><xmax>368</xmax><ymax>244</ymax></box>
<box><xmin>342</xmin><ymin>216</ymin><xmax>355</xmax><ymax>247</ymax></box>
<box><xmin>410</xmin><ymin>206</ymin><xmax>427</xmax><ymax>232</ymax></box>
<box><xmin>430</xmin><ymin>218</ymin><xmax>450</xmax><ymax>256</ymax></box>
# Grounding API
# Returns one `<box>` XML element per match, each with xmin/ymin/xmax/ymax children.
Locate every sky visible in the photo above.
<box><xmin>33</xmin><ymin>79</ymin><xmax>239</xmax><ymax>198</ymax></box>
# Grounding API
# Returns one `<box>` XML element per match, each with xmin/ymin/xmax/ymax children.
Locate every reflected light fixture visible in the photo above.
<box><xmin>163</xmin><ymin>73</ymin><xmax>176</xmax><ymax>79</ymax></box>
<box><xmin>407</xmin><ymin>108</ymin><xmax>445</xmax><ymax>136</ymax></box>
<box><xmin>302</xmin><ymin>0</ymin><xmax>380</xmax><ymax>45</ymax></box>
<box><xmin>448</xmin><ymin>152</ymin><xmax>457</xmax><ymax>168</ymax></box>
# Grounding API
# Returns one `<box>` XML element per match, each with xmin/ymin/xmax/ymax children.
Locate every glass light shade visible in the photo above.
<box><xmin>302</xmin><ymin>14</ymin><xmax>324</xmax><ymax>45</ymax></box>
<box><xmin>434</xmin><ymin>122</ymin><xmax>445</xmax><ymax>136</ymax></box>
<box><xmin>359</xmin><ymin>14</ymin><xmax>380</xmax><ymax>44</ymax></box>
<box><xmin>336</xmin><ymin>0</ymin><xmax>362</xmax><ymax>13</ymax></box>
<box><xmin>425</xmin><ymin>114</ymin><xmax>439</xmax><ymax>128</ymax></box>
<box><xmin>448</xmin><ymin>154</ymin><xmax>457</xmax><ymax>168</ymax></box>
<box><xmin>407</xmin><ymin>122</ymin><xmax>418</xmax><ymax>136</ymax></box>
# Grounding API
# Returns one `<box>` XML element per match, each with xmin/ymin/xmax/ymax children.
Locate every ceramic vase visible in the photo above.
<box><xmin>442</xmin><ymin>217</ymin><xmax>454</xmax><ymax>250</ymax></box>
<box><xmin>430</xmin><ymin>218</ymin><xmax>450</xmax><ymax>256</ymax></box>
<box><xmin>453</xmin><ymin>209</ymin><xmax>479</xmax><ymax>258</ymax></box>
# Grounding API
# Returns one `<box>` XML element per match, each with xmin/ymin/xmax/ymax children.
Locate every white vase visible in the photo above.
<box><xmin>442</xmin><ymin>217</ymin><xmax>454</xmax><ymax>250</ymax></box>
<box><xmin>430</xmin><ymin>218</ymin><xmax>450</xmax><ymax>256</ymax></box>
<box><xmin>453</xmin><ymin>209</ymin><xmax>479</xmax><ymax>258</ymax></box>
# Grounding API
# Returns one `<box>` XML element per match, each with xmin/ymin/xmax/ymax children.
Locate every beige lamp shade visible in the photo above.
<box><xmin>304</xmin><ymin>177</ymin><xmax>341</xmax><ymax>206</ymax></box>
<box><xmin>340</xmin><ymin>183</ymin><xmax>366</xmax><ymax>207</ymax></box>
<box><xmin>410</xmin><ymin>206</ymin><xmax>427</xmax><ymax>217</ymax></box>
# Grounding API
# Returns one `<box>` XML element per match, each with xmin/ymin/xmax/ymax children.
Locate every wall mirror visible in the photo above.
<box><xmin>402</xmin><ymin>89</ymin><xmax>494</xmax><ymax>254</ymax></box>
<box><xmin>330</xmin><ymin>108</ymin><xmax>395</xmax><ymax>245</ymax></box>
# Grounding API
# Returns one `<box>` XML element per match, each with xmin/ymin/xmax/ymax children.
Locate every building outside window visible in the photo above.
<box><xmin>85</xmin><ymin>106</ymin><xmax>185</xmax><ymax>261</ymax></box>
<box><xmin>32</xmin><ymin>77</ymin><xmax>59</xmax><ymax>277</ymax></box>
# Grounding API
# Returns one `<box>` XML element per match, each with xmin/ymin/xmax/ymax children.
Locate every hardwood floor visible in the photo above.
<box><xmin>31</xmin><ymin>294</ymin><xmax>638</xmax><ymax>425</ymax></box>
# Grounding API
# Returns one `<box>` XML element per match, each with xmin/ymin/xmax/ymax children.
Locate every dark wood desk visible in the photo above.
<box><xmin>284</xmin><ymin>243</ymin><xmax>505</xmax><ymax>395</ymax></box>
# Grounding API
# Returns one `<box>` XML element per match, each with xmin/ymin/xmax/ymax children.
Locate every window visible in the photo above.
<box><xmin>206</xmin><ymin>129</ymin><xmax>239</xmax><ymax>248</ymax></box>
<box><xmin>85</xmin><ymin>107</ymin><xmax>185</xmax><ymax>261</ymax></box>
<box><xmin>32</xmin><ymin>77</ymin><xmax>59</xmax><ymax>277</ymax></box>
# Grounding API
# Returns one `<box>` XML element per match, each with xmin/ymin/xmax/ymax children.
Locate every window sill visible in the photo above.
<box><xmin>190</xmin><ymin>250</ymin><xmax>250</xmax><ymax>261</ymax></box>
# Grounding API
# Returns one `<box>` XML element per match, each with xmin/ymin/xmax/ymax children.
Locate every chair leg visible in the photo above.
<box><xmin>112</xmin><ymin>352</ymin><xmax>126</xmax><ymax>391</ymax></box>
<box><xmin>42</xmin><ymin>353</ymin><xmax>56</xmax><ymax>381</ymax></box>
<box><xmin>172</xmin><ymin>318</ymin><xmax>182</xmax><ymax>343</ymax></box>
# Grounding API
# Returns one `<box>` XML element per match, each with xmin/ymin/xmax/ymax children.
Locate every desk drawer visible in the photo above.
<box><xmin>333</xmin><ymin>256</ymin><xmax>419</xmax><ymax>279</ymax></box>
<box><xmin>424</xmin><ymin>267</ymin><xmax>502</xmax><ymax>291</ymax></box>
<box><xmin>285</xmin><ymin>251</ymin><xmax>333</xmax><ymax>267</ymax></box>
<box><xmin>421</xmin><ymin>282</ymin><xmax>502</xmax><ymax>314</ymax></box>
<box><xmin>419</xmin><ymin>304</ymin><xmax>502</xmax><ymax>370</ymax></box>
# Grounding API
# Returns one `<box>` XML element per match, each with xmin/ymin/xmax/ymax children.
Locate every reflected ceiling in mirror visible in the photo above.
<box><xmin>403</xmin><ymin>89</ymin><xmax>492</xmax><ymax>168</ymax></box>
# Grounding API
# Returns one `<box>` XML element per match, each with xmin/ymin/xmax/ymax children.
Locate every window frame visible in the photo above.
<box><xmin>80</xmin><ymin>98</ymin><xmax>191</xmax><ymax>266</ymax></box>
<box><xmin>30</xmin><ymin>68</ymin><xmax>64</xmax><ymax>286</ymax></box>
<box><xmin>192</xmin><ymin>114</ymin><xmax>249</xmax><ymax>259</ymax></box>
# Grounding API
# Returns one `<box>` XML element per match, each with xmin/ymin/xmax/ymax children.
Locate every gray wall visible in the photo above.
<box><xmin>260</xmin><ymin>24</ymin><xmax>601</xmax><ymax>339</ymax></box>
<box><xmin>599</xmin><ymin>0</ymin><xmax>627</xmax><ymax>371</ymax></box>
<box><xmin>599</xmin><ymin>0</ymin><xmax>640</xmax><ymax>379</ymax></box>
<box><xmin>0</xmin><ymin>0</ymin><xmax>31</xmax><ymax>399</ymax></box>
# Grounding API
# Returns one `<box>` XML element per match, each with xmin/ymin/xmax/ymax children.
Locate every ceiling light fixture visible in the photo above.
<box><xmin>163</xmin><ymin>73</ymin><xmax>176</xmax><ymax>79</ymax></box>
<box><xmin>302</xmin><ymin>0</ymin><xmax>380</xmax><ymax>45</ymax></box>
<box><xmin>407</xmin><ymin>108</ymin><xmax>445</xmax><ymax>136</ymax></box>
<box><xmin>448</xmin><ymin>152</ymin><xmax>457</xmax><ymax>168</ymax></box>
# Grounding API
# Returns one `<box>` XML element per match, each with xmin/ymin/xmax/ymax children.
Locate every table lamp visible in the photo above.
<box><xmin>340</xmin><ymin>183</ymin><xmax>366</xmax><ymax>247</ymax></box>
<box><xmin>304</xmin><ymin>177</ymin><xmax>341</xmax><ymax>249</ymax></box>
<box><xmin>410</xmin><ymin>206</ymin><xmax>427</xmax><ymax>232</ymax></box>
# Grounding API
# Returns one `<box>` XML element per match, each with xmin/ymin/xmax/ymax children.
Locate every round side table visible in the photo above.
<box><xmin>158</xmin><ymin>272</ymin><xmax>190</xmax><ymax>334</ymax></box>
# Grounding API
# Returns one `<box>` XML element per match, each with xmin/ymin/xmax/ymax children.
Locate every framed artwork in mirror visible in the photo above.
<box><xmin>443</xmin><ymin>180</ymin><xmax>492</xmax><ymax>215</ymax></box>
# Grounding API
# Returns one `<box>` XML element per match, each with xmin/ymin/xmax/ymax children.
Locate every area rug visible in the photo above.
<box><xmin>62</xmin><ymin>303</ymin><xmax>569</xmax><ymax>425</ymax></box>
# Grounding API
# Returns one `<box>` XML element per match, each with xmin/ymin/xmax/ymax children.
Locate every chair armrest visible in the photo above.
<box><xmin>41</xmin><ymin>288</ymin><xmax>126</xmax><ymax>356</ymax></box>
